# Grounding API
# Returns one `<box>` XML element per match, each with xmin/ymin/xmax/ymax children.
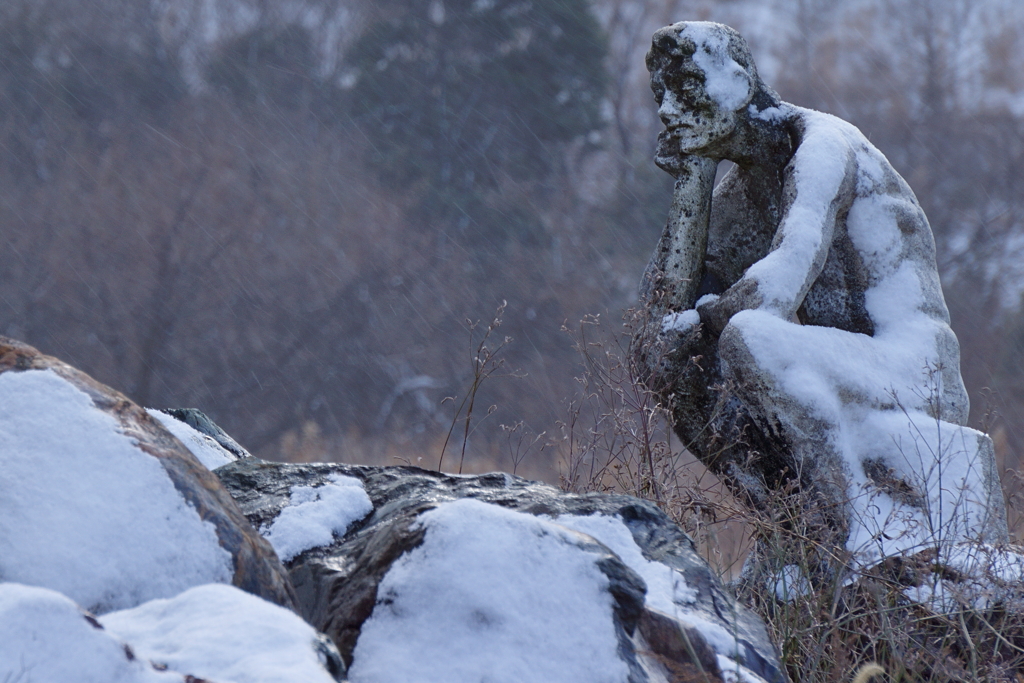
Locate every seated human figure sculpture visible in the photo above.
<box><xmin>635</xmin><ymin>21</ymin><xmax>1008</xmax><ymax>583</ymax></box>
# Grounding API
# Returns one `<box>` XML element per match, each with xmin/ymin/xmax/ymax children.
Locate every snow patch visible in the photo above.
<box><xmin>663</xmin><ymin>309</ymin><xmax>700</xmax><ymax>333</ymax></box>
<box><xmin>743</xmin><ymin>112</ymin><xmax>852</xmax><ymax>315</ymax></box>
<box><xmin>553</xmin><ymin>513</ymin><xmax>697</xmax><ymax>611</ymax></box>
<box><xmin>844</xmin><ymin>409</ymin><xmax>995</xmax><ymax>563</ymax></box>
<box><xmin>0</xmin><ymin>583</ymin><xmax>178</xmax><ymax>683</ymax></box>
<box><xmin>901</xmin><ymin>544</ymin><xmax>1024</xmax><ymax>612</ymax></box>
<box><xmin>718</xmin><ymin>653</ymin><xmax>769</xmax><ymax>683</ymax></box>
<box><xmin>101</xmin><ymin>583</ymin><xmax>339</xmax><ymax>683</ymax></box>
<box><xmin>770</xmin><ymin>564</ymin><xmax>810</xmax><ymax>601</ymax></box>
<box><xmin>680</xmin><ymin>22</ymin><xmax>751</xmax><ymax>111</ymax></box>
<box><xmin>944</xmin><ymin>543</ymin><xmax>1024</xmax><ymax>584</ymax></box>
<box><xmin>348</xmin><ymin>498</ymin><xmax>630</xmax><ymax>683</ymax></box>
<box><xmin>697</xmin><ymin>293</ymin><xmax>721</xmax><ymax>308</ymax></box>
<box><xmin>748</xmin><ymin>104</ymin><xmax>787</xmax><ymax>122</ymax></box>
<box><xmin>0</xmin><ymin>369</ymin><xmax>233</xmax><ymax>614</ymax></box>
<box><xmin>732</xmin><ymin>308</ymin><xmax>995</xmax><ymax>565</ymax></box>
<box><xmin>260</xmin><ymin>473</ymin><xmax>373</xmax><ymax>562</ymax></box>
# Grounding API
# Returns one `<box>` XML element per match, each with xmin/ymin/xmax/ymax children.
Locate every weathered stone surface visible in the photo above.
<box><xmin>634</xmin><ymin>22</ymin><xmax>1007</xmax><ymax>578</ymax></box>
<box><xmin>216</xmin><ymin>459</ymin><xmax>786</xmax><ymax>683</ymax></box>
<box><xmin>0</xmin><ymin>336</ymin><xmax>297</xmax><ymax>613</ymax></box>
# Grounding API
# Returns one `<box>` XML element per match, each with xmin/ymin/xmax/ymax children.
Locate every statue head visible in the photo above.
<box><xmin>646</xmin><ymin>22</ymin><xmax>765</xmax><ymax>156</ymax></box>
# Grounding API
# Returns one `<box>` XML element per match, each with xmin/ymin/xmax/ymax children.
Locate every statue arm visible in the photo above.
<box><xmin>639</xmin><ymin>154</ymin><xmax>718</xmax><ymax>315</ymax></box>
<box><xmin>698</xmin><ymin>135</ymin><xmax>856</xmax><ymax>333</ymax></box>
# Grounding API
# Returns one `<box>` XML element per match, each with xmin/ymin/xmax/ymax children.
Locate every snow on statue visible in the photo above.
<box><xmin>634</xmin><ymin>21</ymin><xmax>1008</xmax><ymax>585</ymax></box>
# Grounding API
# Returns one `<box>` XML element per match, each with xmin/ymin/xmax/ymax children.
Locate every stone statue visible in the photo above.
<box><xmin>634</xmin><ymin>22</ymin><xmax>1007</xmax><ymax>584</ymax></box>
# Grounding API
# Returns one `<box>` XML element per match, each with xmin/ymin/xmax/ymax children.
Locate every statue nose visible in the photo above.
<box><xmin>658</xmin><ymin>90</ymin><xmax>681</xmax><ymax>123</ymax></box>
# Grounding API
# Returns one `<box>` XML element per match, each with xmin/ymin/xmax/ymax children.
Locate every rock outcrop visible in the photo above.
<box><xmin>1</xmin><ymin>335</ymin><xmax>786</xmax><ymax>682</ymax></box>
<box><xmin>159</xmin><ymin>407</ymin><xmax>253</xmax><ymax>460</ymax></box>
<box><xmin>217</xmin><ymin>459</ymin><xmax>787</xmax><ymax>683</ymax></box>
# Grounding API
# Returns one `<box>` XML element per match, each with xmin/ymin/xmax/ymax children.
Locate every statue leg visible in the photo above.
<box><xmin>715</xmin><ymin>317</ymin><xmax>856</xmax><ymax>583</ymax></box>
<box><xmin>637</xmin><ymin>311</ymin><xmax>843</xmax><ymax>516</ymax></box>
<box><xmin>715</xmin><ymin>311</ymin><xmax>1008</xmax><ymax>583</ymax></box>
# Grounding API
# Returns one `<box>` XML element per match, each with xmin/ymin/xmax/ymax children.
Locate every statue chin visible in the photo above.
<box><xmin>654</xmin><ymin>130</ymin><xmax>710</xmax><ymax>171</ymax></box>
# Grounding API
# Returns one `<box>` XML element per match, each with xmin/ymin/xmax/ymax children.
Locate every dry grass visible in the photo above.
<box><xmin>263</xmin><ymin>422</ymin><xmax>558</xmax><ymax>482</ymax></box>
<box><xmin>264</xmin><ymin>303</ymin><xmax>557</xmax><ymax>482</ymax></box>
<box><xmin>266</xmin><ymin>307</ymin><xmax>1024</xmax><ymax>681</ymax></box>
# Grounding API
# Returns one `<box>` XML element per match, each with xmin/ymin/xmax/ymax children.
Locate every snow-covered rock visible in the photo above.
<box><xmin>1</xmin><ymin>335</ymin><xmax>783</xmax><ymax>682</ymax></box>
<box><xmin>0</xmin><ymin>336</ymin><xmax>296</xmax><ymax>614</ymax></box>
<box><xmin>147</xmin><ymin>407</ymin><xmax>242</xmax><ymax>470</ymax></box>
<box><xmin>216</xmin><ymin>459</ymin><xmax>786</xmax><ymax>683</ymax></box>
<box><xmin>0</xmin><ymin>582</ymin><xmax>344</xmax><ymax>683</ymax></box>
<box><xmin>101</xmin><ymin>583</ymin><xmax>344</xmax><ymax>682</ymax></box>
<box><xmin>258</xmin><ymin>472</ymin><xmax>373</xmax><ymax>563</ymax></box>
<box><xmin>348</xmin><ymin>498</ymin><xmax>641</xmax><ymax>683</ymax></box>
<box><xmin>0</xmin><ymin>583</ymin><xmax>180</xmax><ymax>683</ymax></box>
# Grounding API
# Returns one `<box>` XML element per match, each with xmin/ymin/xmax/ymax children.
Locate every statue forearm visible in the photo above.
<box><xmin>640</xmin><ymin>154</ymin><xmax>717</xmax><ymax>314</ymax></box>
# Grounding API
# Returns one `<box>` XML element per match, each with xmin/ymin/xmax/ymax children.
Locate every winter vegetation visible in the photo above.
<box><xmin>3</xmin><ymin>0</ymin><xmax>1024</xmax><ymax>681</ymax></box>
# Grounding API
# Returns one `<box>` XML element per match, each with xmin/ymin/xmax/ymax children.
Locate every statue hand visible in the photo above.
<box><xmin>634</xmin><ymin>310</ymin><xmax>712</xmax><ymax>396</ymax></box>
<box><xmin>697</xmin><ymin>279</ymin><xmax>763</xmax><ymax>337</ymax></box>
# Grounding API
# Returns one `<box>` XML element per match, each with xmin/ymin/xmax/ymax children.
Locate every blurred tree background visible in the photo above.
<box><xmin>2</xmin><ymin>0</ymin><xmax>1023</xmax><ymax>487</ymax></box>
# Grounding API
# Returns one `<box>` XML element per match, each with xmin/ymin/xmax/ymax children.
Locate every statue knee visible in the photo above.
<box><xmin>716</xmin><ymin>318</ymin><xmax>756</xmax><ymax>376</ymax></box>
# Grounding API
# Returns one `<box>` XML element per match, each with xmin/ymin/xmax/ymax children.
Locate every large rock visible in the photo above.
<box><xmin>217</xmin><ymin>459</ymin><xmax>787</xmax><ymax>683</ymax></box>
<box><xmin>0</xmin><ymin>336</ymin><xmax>296</xmax><ymax>614</ymax></box>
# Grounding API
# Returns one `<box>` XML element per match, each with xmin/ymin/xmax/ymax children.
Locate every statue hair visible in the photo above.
<box><xmin>646</xmin><ymin>21</ymin><xmax>781</xmax><ymax>113</ymax></box>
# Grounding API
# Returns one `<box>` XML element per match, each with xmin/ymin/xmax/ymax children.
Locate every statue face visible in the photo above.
<box><xmin>651</xmin><ymin>60</ymin><xmax>741</xmax><ymax>156</ymax></box>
